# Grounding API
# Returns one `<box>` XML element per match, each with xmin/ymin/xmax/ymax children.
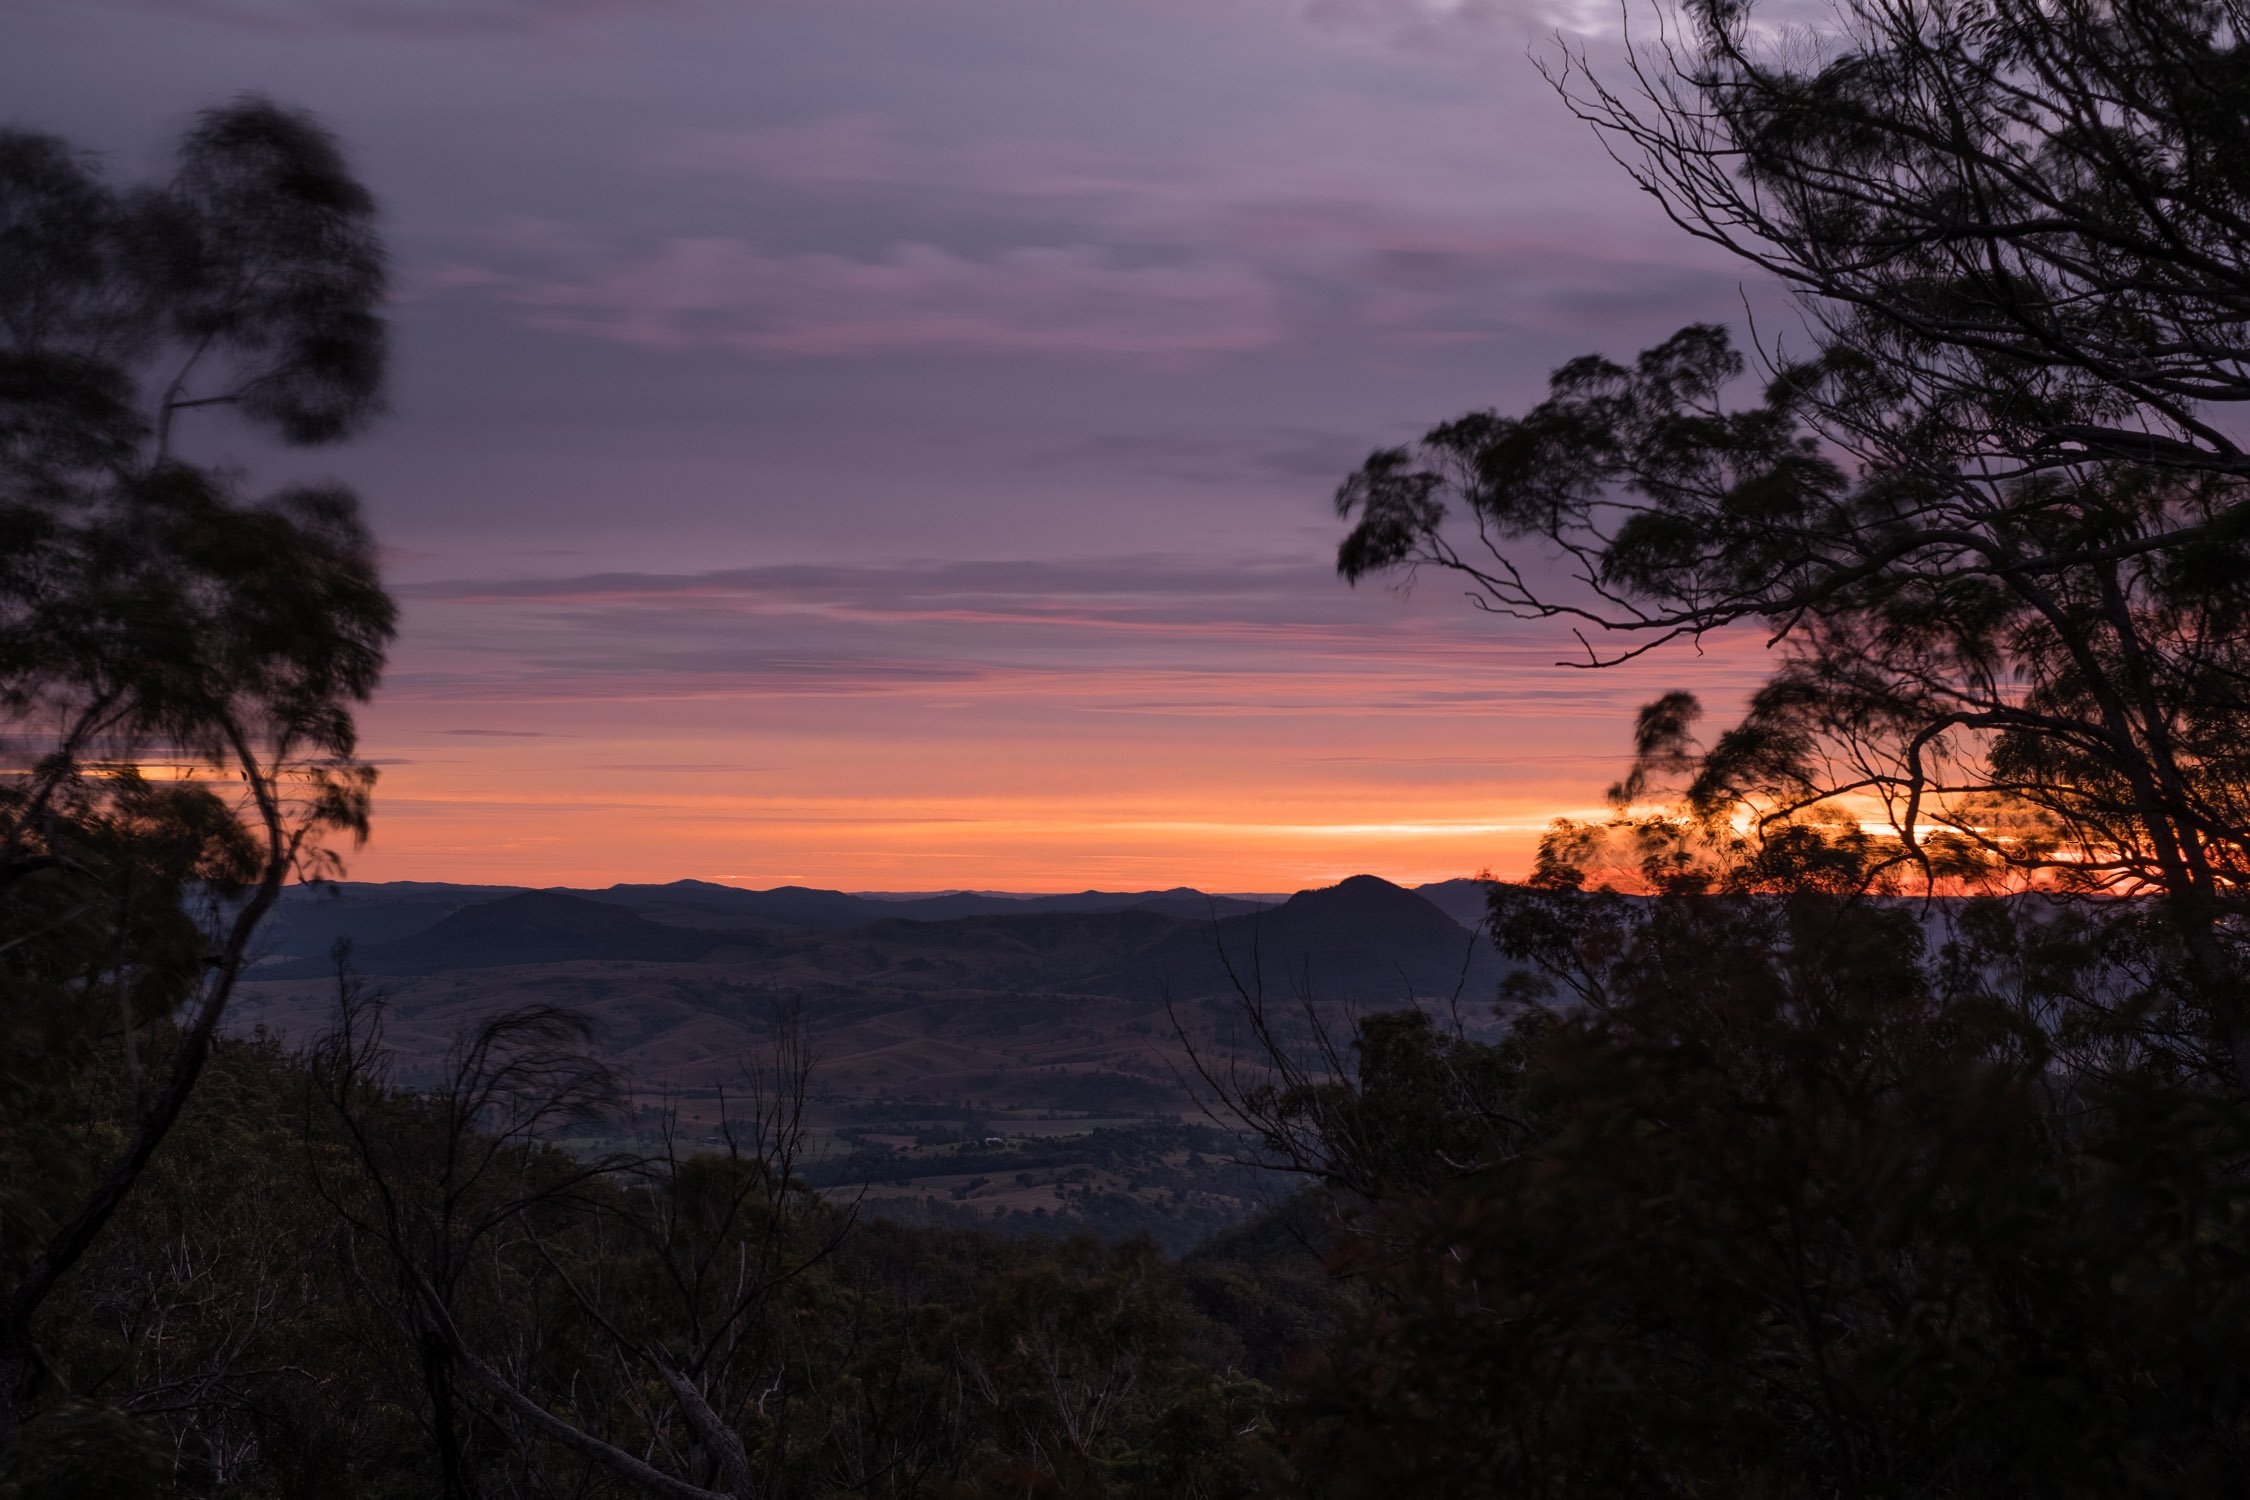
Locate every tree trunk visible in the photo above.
<box><xmin>422</xmin><ymin>1331</ymin><xmax>476</xmax><ymax>1499</ymax></box>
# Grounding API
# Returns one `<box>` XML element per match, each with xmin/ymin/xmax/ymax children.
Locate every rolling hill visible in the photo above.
<box><xmin>257</xmin><ymin>875</ymin><xmax>1495</xmax><ymax>1000</ymax></box>
<box><xmin>239</xmin><ymin>874</ymin><xmax>1513</xmax><ymax>1104</ymax></box>
<box><xmin>280</xmin><ymin>890</ymin><xmax>732</xmax><ymax>976</ymax></box>
<box><xmin>231</xmin><ymin>872</ymin><xmax>1519</xmax><ymax>1247</ymax></box>
<box><xmin>1115</xmin><ymin>875</ymin><xmax>1502</xmax><ymax>1004</ymax></box>
<box><xmin>256</xmin><ymin>877</ymin><xmax>1295</xmax><ymax>962</ymax></box>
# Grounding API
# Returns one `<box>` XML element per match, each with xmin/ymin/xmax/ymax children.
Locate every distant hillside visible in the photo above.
<box><xmin>871</xmin><ymin>887</ymin><xmax>1275</xmax><ymax>923</ymax></box>
<box><xmin>236</xmin><ymin>873</ymin><xmax>1519</xmax><ymax>1146</ymax></box>
<box><xmin>587</xmin><ymin>881</ymin><xmax>877</xmax><ymax>932</ymax></box>
<box><xmin>274</xmin><ymin>891</ymin><xmax>729</xmax><ymax>976</ymax></box>
<box><xmin>1116</xmin><ymin>875</ymin><xmax>1502</xmax><ymax>1004</ymax></box>
<box><xmin>809</xmin><ymin>907</ymin><xmax>1190</xmax><ymax>993</ymax></box>
<box><xmin>584</xmin><ymin>880</ymin><xmax>1275</xmax><ymax>930</ymax></box>
<box><xmin>255</xmin><ymin>881</ymin><xmax>527</xmax><ymax>967</ymax></box>
<box><xmin>250</xmin><ymin>874</ymin><xmax>1509</xmax><ymax>1008</ymax></box>
<box><xmin>1414</xmin><ymin>878</ymin><xmax>1496</xmax><ymax>930</ymax></box>
<box><xmin>255</xmin><ymin>878</ymin><xmax>1289</xmax><ymax>962</ymax></box>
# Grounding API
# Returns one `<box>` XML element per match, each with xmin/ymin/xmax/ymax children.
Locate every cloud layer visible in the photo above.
<box><xmin>424</xmin><ymin>232</ymin><xmax>1288</xmax><ymax>357</ymax></box>
<box><xmin>3</xmin><ymin>0</ymin><xmax>1786</xmax><ymax>888</ymax></box>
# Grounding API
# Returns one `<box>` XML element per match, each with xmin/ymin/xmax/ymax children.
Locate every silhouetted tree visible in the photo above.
<box><xmin>1336</xmin><ymin>1</ymin><xmax>2250</xmax><ymax>1090</ymax></box>
<box><xmin>1295</xmin><ymin>10</ymin><xmax>2250</xmax><ymax>1488</ymax></box>
<box><xmin>0</xmin><ymin>97</ymin><xmax>394</xmax><ymax>1449</ymax></box>
<box><xmin>1559</xmin><ymin>0</ymin><xmax>2250</xmax><ymax>477</ymax></box>
<box><xmin>310</xmin><ymin>991</ymin><xmax>871</xmax><ymax>1500</ymax></box>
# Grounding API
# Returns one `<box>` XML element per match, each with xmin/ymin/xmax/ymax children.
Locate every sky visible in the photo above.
<box><xmin>1</xmin><ymin>0</ymin><xmax>1785</xmax><ymax>892</ymax></box>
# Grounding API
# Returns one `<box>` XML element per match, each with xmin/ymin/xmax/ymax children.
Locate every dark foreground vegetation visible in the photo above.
<box><xmin>10</xmin><ymin>1019</ymin><xmax>1337</xmax><ymax>1498</ymax></box>
<box><xmin>17</xmin><ymin>1</ymin><xmax>2250</xmax><ymax>1495</ymax></box>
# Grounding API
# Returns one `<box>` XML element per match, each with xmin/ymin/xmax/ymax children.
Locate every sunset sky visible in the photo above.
<box><xmin>2</xmin><ymin>0</ymin><xmax>1781</xmax><ymax>891</ymax></box>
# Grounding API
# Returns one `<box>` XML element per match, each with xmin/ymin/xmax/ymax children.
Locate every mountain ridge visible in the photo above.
<box><xmin>258</xmin><ymin>874</ymin><xmax>1500</xmax><ymax>961</ymax></box>
<box><xmin>253</xmin><ymin>874</ymin><xmax>1507</xmax><ymax>1002</ymax></box>
<box><xmin>269</xmin><ymin>890</ymin><xmax>733</xmax><ymax>977</ymax></box>
<box><xmin>236</xmin><ymin>875</ymin><xmax>1520</xmax><ymax>1128</ymax></box>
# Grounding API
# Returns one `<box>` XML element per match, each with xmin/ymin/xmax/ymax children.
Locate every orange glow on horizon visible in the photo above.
<box><xmin>337</xmin><ymin>692</ymin><xmax>1639</xmax><ymax>891</ymax></box>
<box><xmin>339</xmin><ymin>558</ymin><xmax>1782</xmax><ymax>892</ymax></box>
<box><xmin>345</xmin><ymin>803</ymin><xmax>1605</xmax><ymax>893</ymax></box>
<box><xmin>344</xmin><ymin>744</ymin><xmax>1617</xmax><ymax>892</ymax></box>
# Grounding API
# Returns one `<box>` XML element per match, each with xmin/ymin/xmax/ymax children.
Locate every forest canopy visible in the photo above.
<box><xmin>1339</xmin><ymin>0</ymin><xmax>2250</xmax><ymax>1089</ymax></box>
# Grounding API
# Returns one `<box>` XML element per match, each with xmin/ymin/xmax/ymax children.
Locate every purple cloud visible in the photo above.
<box><xmin>416</xmin><ymin>230</ymin><xmax>1287</xmax><ymax>357</ymax></box>
<box><xmin>45</xmin><ymin>0</ymin><xmax>700</xmax><ymax>37</ymax></box>
<box><xmin>387</xmin><ymin>554</ymin><xmax>1781</xmax><ymax>719</ymax></box>
<box><xmin>1</xmin><ymin>0</ymin><xmax>1804</xmax><ymax>886</ymax></box>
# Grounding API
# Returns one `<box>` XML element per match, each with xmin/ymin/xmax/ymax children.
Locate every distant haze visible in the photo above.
<box><xmin>236</xmin><ymin>873</ymin><xmax>1513</xmax><ymax>1117</ymax></box>
<box><xmin>4</xmin><ymin>0</ymin><xmax>1780</xmax><ymax>889</ymax></box>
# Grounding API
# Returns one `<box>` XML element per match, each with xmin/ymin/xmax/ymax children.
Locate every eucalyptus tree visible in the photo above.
<box><xmin>0</xmin><ymin>99</ymin><xmax>395</xmax><ymax>1444</ymax></box>
<box><xmin>1336</xmin><ymin>0</ymin><xmax>2250</xmax><ymax>1089</ymax></box>
<box><xmin>308</xmin><ymin>994</ymin><xmax>867</xmax><ymax>1500</ymax></box>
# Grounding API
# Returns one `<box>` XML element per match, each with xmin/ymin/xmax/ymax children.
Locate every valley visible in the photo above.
<box><xmin>234</xmin><ymin>873</ymin><xmax>1511</xmax><ymax>1248</ymax></box>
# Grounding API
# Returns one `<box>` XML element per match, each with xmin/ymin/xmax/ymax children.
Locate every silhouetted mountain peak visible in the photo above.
<box><xmin>1325</xmin><ymin>874</ymin><xmax>1409</xmax><ymax>898</ymax></box>
<box><xmin>1277</xmin><ymin>874</ymin><xmax>1456</xmax><ymax>928</ymax></box>
<box><xmin>1102</xmin><ymin>872</ymin><xmax>1497</xmax><ymax>1004</ymax></box>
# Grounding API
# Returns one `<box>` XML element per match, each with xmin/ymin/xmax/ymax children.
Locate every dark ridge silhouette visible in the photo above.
<box><xmin>258</xmin><ymin>878</ymin><xmax>1295</xmax><ymax>960</ymax></box>
<box><xmin>844</xmin><ymin>907</ymin><xmax>1188</xmax><ymax>980</ymax></box>
<box><xmin>584</xmin><ymin>879</ymin><xmax>1276</xmax><ymax>929</ymax></box>
<box><xmin>1413</xmin><ymin>877</ymin><xmax>1496</xmax><ymax>930</ymax></box>
<box><xmin>1114</xmin><ymin>875</ymin><xmax>1504</xmax><ymax>1004</ymax></box>
<box><xmin>255</xmin><ymin>881</ymin><xmax>529</xmax><ymax>963</ymax></box>
<box><xmin>586</xmin><ymin>880</ymin><xmax>878</xmax><ymax>932</ymax></box>
<box><xmin>874</xmin><ymin>886</ymin><xmax>1275</xmax><ymax>922</ymax></box>
<box><xmin>246</xmin><ymin>874</ymin><xmax>1506</xmax><ymax>1003</ymax></box>
<box><xmin>272</xmin><ymin>890</ymin><xmax>727</xmax><ymax>976</ymax></box>
<box><xmin>248</xmin><ymin>876</ymin><xmax>1509</xmax><ymax>1004</ymax></box>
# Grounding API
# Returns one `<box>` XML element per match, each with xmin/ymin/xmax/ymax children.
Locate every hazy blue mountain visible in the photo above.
<box><xmin>870</xmin><ymin>887</ymin><xmax>1274</xmax><ymax>922</ymax></box>
<box><xmin>1113</xmin><ymin>875</ymin><xmax>1503</xmax><ymax>1004</ymax></box>
<box><xmin>585</xmin><ymin>880</ymin><xmax>881</xmax><ymax>931</ymax></box>
<box><xmin>562</xmin><ymin>880</ymin><xmax>1277</xmax><ymax>932</ymax></box>
<box><xmin>257</xmin><ymin>880</ymin><xmax>1262</xmax><ymax>959</ymax></box>
<box><xmin>1413</xmin><ymin>878</ymin><xmax>1496</xmax><ymax>930</ymax></box>
<box><xmin>272</xmin><ymin>891</ymin><xmax>730</xmax><ymax>976</ymax></box>
<box><xmin>255</xmin><ymin>881</ymin><xmax>527</xmax><ymax>967</ymax></box>
<box><xmin>250</xmin><ymin>877</ymin><xmax>1499</xmax><ymax>1005</ymax></box>
<box><xmin>235</xmin><ymin>875</ymin><xmax>1519</xmax><ymax>1138</ymax></box>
